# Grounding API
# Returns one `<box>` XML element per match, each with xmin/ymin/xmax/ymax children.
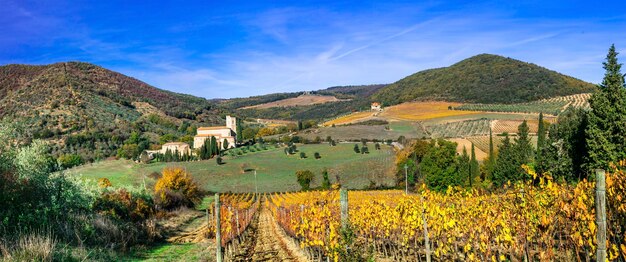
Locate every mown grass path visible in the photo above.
<box><xmin>245</xmin><ymin>201</ymin><xmax>308</xmax><ymax>262</ymax></box>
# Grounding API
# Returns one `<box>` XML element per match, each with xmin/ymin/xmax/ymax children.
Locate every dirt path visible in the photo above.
<box><xmin>246</xmin><ymin>201</ymin><xmax>308</xmax><ymax>262</ymax></box>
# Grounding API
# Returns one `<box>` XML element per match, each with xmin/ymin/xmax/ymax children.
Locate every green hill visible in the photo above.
<box><xmin>0</xmin><ymin>62</ymin><xmax>222</xmax><ymax>161</ymax></box>
<box><xmin>371</xmin><ymin>54</ymin><xmax>596</xmax><ymax>105</ymax></box>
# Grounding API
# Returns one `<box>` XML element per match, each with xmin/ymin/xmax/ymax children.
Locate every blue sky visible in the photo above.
<box><xmin>2</xmin><ymin>0</ymin><xmax>625</xmax><ymax>99</ymax></box>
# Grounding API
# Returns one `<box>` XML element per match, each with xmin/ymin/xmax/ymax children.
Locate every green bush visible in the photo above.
<box><xmin>57</xmin><ymin>154</ymin><xmax>84</xmax><ymax>169</ymax></box>
<box><xmin>296</xmin><ymin>170</ymin><xmax>314</xmax><ymax>190</ymax></box>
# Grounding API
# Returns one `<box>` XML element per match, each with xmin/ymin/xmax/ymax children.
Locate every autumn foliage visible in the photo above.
<box><xmin>268</xmin><ymin>165</ymin><xmax>626</xmax><ymax>261</ymax></box>
<box><xmin>154</xmin><ymin>167</ymin><xmax>202</xmax><ymax>210</ymax></box>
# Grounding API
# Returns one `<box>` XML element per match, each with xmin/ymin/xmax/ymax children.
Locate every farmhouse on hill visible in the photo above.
<box><xmin>371</xmin><ymin>102</ymin><xmax>382</xmax><ymax>111</ymax></box>
<box><xmin>193</xmin><ymin>115</ymin><xmax>237</xmax><ymax>150</ymax></box>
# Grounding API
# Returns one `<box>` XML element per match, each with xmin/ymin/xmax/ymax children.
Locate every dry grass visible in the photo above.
<box><xmin>380</xmin><ymin>101</ymin><xmax>481</xmax><ymax>121</ymax></box>
<box><xmin>447</xmin><ymin>138</ymin><xmax>489</xmax><ymax>160</ymax></box>
<box><xmin>492</xmin><ymin>119</ymin><xmax>538</xmax><ymax>134</ymax></box>
<box><xmin>2</xmin><ymin>232</ymin><xmax>57</xmax><ymax>262</ymax></box>
<box><xmin>323</xmin><ymin>111</ymin><xmax>375</xmax><ymax>126</ymax></box>
<box><xmin>242</xmin><ymin>95</ymin><xmax>349</xmax><ymax>109</ymax></box>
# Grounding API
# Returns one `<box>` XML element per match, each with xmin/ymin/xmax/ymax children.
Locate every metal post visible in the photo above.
<box><xmin>421</xmin><ymin>196</ymin><xmax>431</xmax><ymax>262</ymax></box>
<box><xmin>254</xmin><ymin>170</ymin><xmax>258</xmax><ymax>199</ymax></box>
<box><xmin>340</xmin><ymin>188</ymin><xmax>349</xmax><ymax>230</ymax></box>
<box><xmin>404</xmin><ymin>164</ymin><xmax>408</xmax><ymax>194</ymax></box>
<box><xmin>215</xmin><ymin>193</ymin><xmax>222</xmax><ymax>262</ymax></box>
<box><xmin>595</xmin><ymin>169</ymin><xmax>607</xmax><ymax>262</ymax></box>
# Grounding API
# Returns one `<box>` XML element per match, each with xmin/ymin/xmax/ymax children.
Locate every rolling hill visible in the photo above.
<box><xmin>371</xmin><ymin>54</ymin><xmax>596</xmax><ymax>105</ymax></box>
<box><xmin>0</xmin><ymin>62</ymin><xmax>222</xmax><ymax>161</ymax></box>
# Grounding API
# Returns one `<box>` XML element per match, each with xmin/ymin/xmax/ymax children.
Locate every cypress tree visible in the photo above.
<box><xmin>537</xmin><ymin>113</ymin><xmax>546</xmax><ymax>155</ymax></box>
<box><xmin>459</xmin><ymin>146</ymin><xmax>470</xmax><ymax>187</ymax></box>
<box><xmin>207</xmin><ymin>137</ymin><xmax>214</xmax><ymax>158</ymax></box>
<box><xmin>515</xmin><ymin>120</ymin><xmax>534</xmax><ymax>165</ymax></box>
<box><xmin>236</xmin><ymin>118</ymin><xmax>243</xmax><ymax>142</ymax></box>
<box><xmin>493</xmin><ymin>134</ymin><xmax>519</xmax><ymax>186</ymax></box>
<box><xmin>470</xmin><ymin>143</ymin><xmax>479</xmax><ymax>186</ymax></box>
<box><xmin>586</xmin><ymin>44</ymin><xmax>626</xmax><ymax>170</ymax></box>
<box><xmin>211</xmin><ymin>136</ymin><xmax>218</xmax><ymax>157</ymax></box>
<box><xmin>223</xmin><ymin>138</ymin><xmax>229</xmax><ymax>150</ymax></box>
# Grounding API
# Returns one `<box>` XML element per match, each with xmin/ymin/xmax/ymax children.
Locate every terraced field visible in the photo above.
<box><xmin>426</xmin><ymin>119</ymin><xmax>490</xmax><ymax>138</ymax></box>
<box><xmin>380</xmin><ymin>101</ymin><xmax>481</xmax><ymax>121</ymax></box>
<box><xmin>323</xmin><ymin>111</ymin><xmax>375</xmax><ymax>126</ymax></box>
<box><xmin>455</xmin><ymin>93</ymin><xmax>592</xmax><ymax>115</ymax></box>
<box><xmin>301</xmin><ymin>121</ymin><xmax>429</xmax><ymax>141</ymax></box>
<box><xmin>242</xmin><ymin>95</ymin><xmax>348</xmax><ymax>109</ymax></box>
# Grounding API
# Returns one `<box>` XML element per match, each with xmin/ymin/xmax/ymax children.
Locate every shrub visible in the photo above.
<box><xmin>148</xmin><ymin>171</ymin><xmax>161</xmax><ymax>180</ymax></box>
<box><xmin>216</xmin><ymin>157</ymin><xmax>223</xmax><ymax>165</ymax></box>
<box><xmin>354</xmin><ymin>144</ymin><xmax>360</xmax><ymax>153</ymax></box>
<box><xmin>296</xmin><ymin>170</ymin><xmax>314</xmax><ymax>190</ymax></box>
<box><xmin>93</xmin><ymin>188</ymin><xmax>154</xmax><ymax>223</ymax></box>
<box><xmin>361</xmin><ymin>146</ymin><xmax>369</xmax><ymax>154</ymax></box>
<box><xmin>321</xmin><ymin>169</ymin><xmax>331</xmax><ymax>190</ymax></box>
<box><xmin>314</xmin><ymin>152</ymin><xmax>321</xmax><ymax>159</ymax></box>
<box><xmin>154</xmin><ymin>167</ymin><xmax>201</xmax><ymax>210</ymax></box>
<box><xmin>98</xmin><ymin>178</ymin><xmax>112</xmax><ymax>188</ymax></box>
<box><xmin>300</xmin><ymin>152</ymin><xmax>307</xmax><ymax>159</ymax></box>
<box><xmin>57</xmin><ymin>154</ymin><xmax>84</xmax><ymax>169</ymax></box>
<box><xmin>375</xmin><ymin>143</ymin><xmax>381</xmax><ymax>150</ymax></box>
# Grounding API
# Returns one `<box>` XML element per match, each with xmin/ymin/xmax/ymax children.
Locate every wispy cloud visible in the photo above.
<box><xmin>1</xmin><ymin>1</ymin><xmax>625</xmax><ymax>98</ymax></box>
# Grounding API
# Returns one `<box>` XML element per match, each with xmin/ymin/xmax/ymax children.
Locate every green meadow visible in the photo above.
<box><xmin>69</xmin><ymin>143</ymin><xmax>396</xmax><ymax>193</ymax></box>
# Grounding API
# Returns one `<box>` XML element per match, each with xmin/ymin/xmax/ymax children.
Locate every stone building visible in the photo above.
<box><xmin>193</xmin><ymin>115</ymin><xmax>237</xmax><ymax>150</ymax></box>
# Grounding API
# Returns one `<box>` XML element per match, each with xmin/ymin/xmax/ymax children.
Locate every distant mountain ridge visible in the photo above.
<box><xmin>371</xmin><ymin>54</ymin><xmax>596</xmax><ymax>105</ymax></box>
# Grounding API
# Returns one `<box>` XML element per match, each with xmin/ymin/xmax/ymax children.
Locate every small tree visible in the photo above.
<box><xmin>321</xmin><ymin>169</ymin><xmax>331</xmax><ymax>190</ymax></box>
<box><xmin>354</xmin><ymin>144</ymin><xmax>360</xmax><ymax>153</ymax></box>
<box><xmin>314</xmin><ymin>152</ymin><xmax>321</xmax><ymax>159</ymax></box>
<box><xmin>300</xmin><ymin>152</ymin><xmax>307</xmax><ymax>159</ymax></box>
<box><xmin>326</xmin><ymin>136</ymin><xmax>332</xmax><ymax>142</ymax></box>
<box><xmin>361</xmin><ymin>146</ymin><xmax>369</xmax><ymax>154</ymax></box>
<box><xmin>330</xmin><ymin>140</ymin><xmax>337</xmax><ymax>146</ymax></box>
<box><xmin>375</xmin><ymin>143</ymin><xmax>381</xmax><ymax>150</ymax></box>
<box><xmin>296</xmin><ymin>170</ymin><xmax>314</xmax><ymax>190</ymax></box>
<box><xmin>222</xmin><ymin>138</ymin><xmax>229</xmax><ymax>150</ymax></box>
<box><xmin>216</xmin><ymin>156</ymin><xmax>223</xmax><ymax>165</ymax></box>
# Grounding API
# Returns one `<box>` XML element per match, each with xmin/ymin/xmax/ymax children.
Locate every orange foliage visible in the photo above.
<box><xmin>154</xmin><ymin>167</ymin><xmax>201</xmax><ymax>209</ymax></box>
<box><xmin>98</xmin><ymin>178</ymin><xmax>112</xmax><ymax>188</ymax></box>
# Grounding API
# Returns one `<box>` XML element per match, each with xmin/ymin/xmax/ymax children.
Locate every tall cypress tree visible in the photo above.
<box><xmin>493</xmin><ymin>133</ymin><xmax>520</xmax><ymax>186</ymax></box>
<box><xmin>536</xmin><ymin>113</ymin><xmax>547</xmax><ymax>172</ymax></box>
<box><xmin>236</xmin><ymin>118</ymin><xmax>243</xmax><ymax>143</ymax></box>
<box><xmin>586</xmin><ymin>44</ymin><xmax>626</xmax><ymax>170</ymax></box>
<box><xmin>515</xmin><ymin>120</ymin><xmax>534</xmax><ymax>165</ymax></box>
<box><xmin>470</xmin><ymin>143</ymin><xmax>479</xmax><ymax>186</ymax></box>
<box><xmin>211</xmin><ymin>136</ymin><xmax>218</xmax><ymax>157</ymax></box>
<box><xmin>207</xmin><ymin>137</ymin><xmax>214</xmax><ymax>158</ymax></box>
<box><xmin>458</xmin><ymin>146</ymin><xmax>470</xmax><ymax>187</ymax></box>
<box><xmin>537</xmin><ymin>113</ymin><xmax>546</xmax><ymax>155</ymax></box>
<box><xmin>488</xmin><ymin>128</ymin><xmax>494</xmax><ymax>164</ymax></box>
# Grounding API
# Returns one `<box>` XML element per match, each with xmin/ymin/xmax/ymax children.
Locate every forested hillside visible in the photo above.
<box><xmin>371</xmin><ymin>54</ymin><xmax>596</xmax><ymax>105</ymax></box>
<box><xmin>0</xmin><ymin>62</ymin><xmax>223</xmax><ymax>162</ymax></box>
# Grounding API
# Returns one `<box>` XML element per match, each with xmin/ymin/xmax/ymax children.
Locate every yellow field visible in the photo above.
<box><xmin>380</xmin><ymin>101</ymin><xmax>481</xmax><ymax>121</ymax></box>
<box><xmin>323</xmin><ymin>111</ymin><xmax>375</xmax><ymax>126</ymax></box>
<box><xmin>324</xmin><ymin>101</ymin><xmax>481</xmax><ymax>126</ymax></box>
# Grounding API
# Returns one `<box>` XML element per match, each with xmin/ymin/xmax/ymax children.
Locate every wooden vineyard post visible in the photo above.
<box><xmin>595</xmin><ymin>169</ymin><xmax>607</xmax><ymax>262</ymax></box>
<box><xmin>340</xmin><ymin>188</ymin><xmax>349</xmax><ymax>230</ymax></box>
<box><xmin>421</xmin><ymin>196</ymin><xmax>431</xmax><ymax>262</ymax></box>
<box><xmin>215</xmin><ymin>193</ymin><xmax>222</xmax><ymax>262</ymax></box>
